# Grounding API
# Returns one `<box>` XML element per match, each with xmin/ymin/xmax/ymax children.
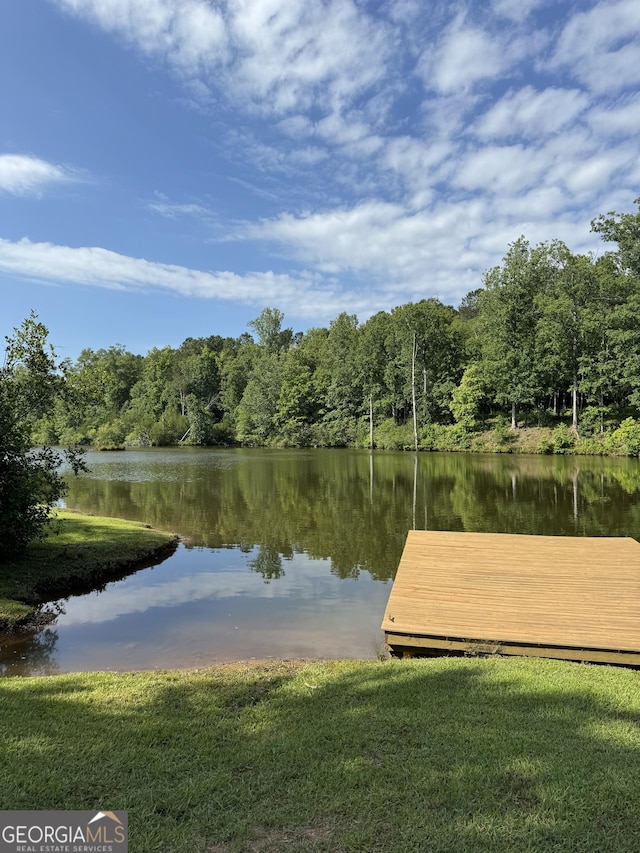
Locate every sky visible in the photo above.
<box><xmin>1</xmin><ymin>0</ymin><xmax>639</xmax><ymax>360</ymax></box>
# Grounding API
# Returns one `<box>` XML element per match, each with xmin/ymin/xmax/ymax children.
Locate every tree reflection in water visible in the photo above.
<box><xmin>0</xmin><ymin>626</ymin><xmax>60</xmax><ymax>676</ymax></box>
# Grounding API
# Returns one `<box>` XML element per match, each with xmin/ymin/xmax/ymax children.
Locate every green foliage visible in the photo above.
<box><xmin>592</xmin><ymin>196</ymin><xmax>640</xmax><ymax>276</ymax></box>
<box><xmin>536</xmin><ymin>435</ymin><xmax>554</xmax><ymax>454</ymax></box>
<box><xmin>450</xmin><ymin>363</ymin><xmax>486</xmax><ymax>431</ymax></box>
<box><xmin>492</xmin><ymin>416</ymin><xmax>513</xmax><ymax>447</ymax></box>
<box><xmin>373</xmin><ymin>418</ymin><xmax>413</xmax><ymax>450</ymax></box>
<box><xmin>149</xmin><ymin>411</ymin><xmax>189</xmax><ymax>446</ymax></box>
<box><xmin>551</xmin><ymin>424</ymin><xmax>576</xmax><ymax>454</ymax></box>
<box><xmin>572</xmin><ymin>435</ymin><xmax>609</xmax><ymax>456</ymax></box>
<box><xmin>0</xmin><ymin>511</ymin><xmax>176</xmax><ymax>628</ymax></box>
<box><xmin>93</xmin><ymin>420</ymin><xmax>127</xmax><ymax>450</ymax></box>
<box><xmin>15</xmin><ymin>199</ymin><xmax>640</xmax><ymax>455</ymax></box>
<box><xmin>0</xmin><ymin>313</ymin><xmax>85</xmax><ymax>556</ymax></box>
<box><xmin>478</xmin><ymin>238</ymin><xmax>543</xmax><ymax>424</ymax></box>
<box><xmin>611</xmin><ymin>417</ymin><xmax>640</xmax><ymax>456</ymax></box>
<box><xmin>420</xmin><ymin>423</ymin><xmax>471</xmax><ymax>451</ymax></box>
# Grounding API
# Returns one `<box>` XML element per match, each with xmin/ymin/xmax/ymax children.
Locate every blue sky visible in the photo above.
<box><xmin>1</xmin><ymin>0</ymin><xmax>639</xmax><ymax>359</ymax></box>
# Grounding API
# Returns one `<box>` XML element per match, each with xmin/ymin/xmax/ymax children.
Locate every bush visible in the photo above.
<box><xmin>420</xmin><ymin>423</ymin><xmax>470</xmax><ymax>451</ymax></box>
<box><xmin>573</xmin><ymin>435</ymin><xmax>608</xmax><ymax>456</ymax></box>
<box><xmin>374</xmin><ymin>419</ymin><xmax>413</xmax><ymax>451</ymax></box>
<box><xmin>93</xmin><ymin>420</ymin><xmax>127</xmax><ymax>450</ymax></box>
<box><xmin>537</xmin><ymin>435</ymin><xmax>554</xmax><ymax>454</ymax></box>
<box><xmin>492</xmin><ymin>416</ymin><xmax>513</xmax><ymax>447</ymax></box>
<box><xmin>552</xmin><ymin>424</ymin><xmax>576</xmax><ymax>454</ymax></box>
<box><xmin>612</xmin><ymin>417</ymin><xmax>640</xmax><ymax>456</ymax></box>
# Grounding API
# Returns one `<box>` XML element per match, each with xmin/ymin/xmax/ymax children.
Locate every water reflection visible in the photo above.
<box><xmin>0</xmin><ymin>628</ymin><xmax>60</xmax><ymax>677</ymax></box>
<box><xmin>3</xmin><ymin>448</ymin><xmax>640</xmax><ymax>676</ymax></box>
<box><xmin>64</xmin><ymin>449</ymin><xmax>640</xmax><ymax>574</ymax></box>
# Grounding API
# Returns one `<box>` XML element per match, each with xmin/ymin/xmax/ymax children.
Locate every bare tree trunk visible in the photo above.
<box><xmin>572</xmin><ymin>372</ymin><xmax>579</xmax><ymax>434</ymax></box>
<box><xmin>412</xmin><ymin>453</ymin><xmax>417</xmax><ymax>530</ymax></box>
<box><xmin>411</xmin><ymin>332</ymin><xmax>418</xmax><ymax>452</ymax></box>
<box><xmin>369</xmin><ymin>393</ymin><xmax>374</xmax><ymax>450</ymax></box>
<box><xmin>511</xmin><ymin>401</ymin><xmax>516</xmax><ymax>430</ymax></box>
<box><xmin>600</xmin><ymin>393</ymin><xmax>604</xmax><ymax>434</ymax></box>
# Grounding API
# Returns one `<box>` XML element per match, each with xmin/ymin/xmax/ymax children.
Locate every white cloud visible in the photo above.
<box><xmin>54</xmin><ymin>0</ymin><xmax>392</xmax><ymax>118</ymax></box>
<box><xmin>587</xmin><ymin>95</ymin><xmax>640</xmax><ymax>136</ymax></box>
<box><xmin>0</xmin><ymin>236</ymin><xmax>340</xmax><ymax>314</ymax></box>
<box><xmin>454</xmin><ymin>144</ymin><xmax>546</xmax><ymax>194</ymax></box>
<box><xmin>0</xmin><ymin>154</ymin><xmax>79</xmax><ymax>196</ymax></box>
<box><xmin>562</xmin><ymin>151</ymin><xmax>630</xmax><ymax>196</ymax></box>
<box><xmin>56</xmin><ymin>0</ymin><xmax>227</xmax><ymax>72</ymax></box>
<box><xmin>424</xmin><ymin>23</ymin><xmax>505</xmax><ymax>94</ymax></box>
<box><xmin>474</xmin><ymin>87</ymin><xmax>590</xmax><ymax>140</ymax></box>
<box><xmin>492</xmin><ymin>0</ymin><xmax>548</xmax><ymax>22</ymax></box>
<box><xmin>549</xmin><ymin>0</ymin><xmax>640</xmax><ymax>94</ymax></box>
<box><xmin>243</xmin><ymin>200</ymin><xmax>512</xmax><ymax>296</ymax></box>
<box><xmin>35</xmin><ymin>0</ymin><xmax>640</xmax><ymax>320</ymax></box>
<box><xmin>148</xmin><ymin>200</ymin><xmax>211</xmax><ymax>218</ymax></box>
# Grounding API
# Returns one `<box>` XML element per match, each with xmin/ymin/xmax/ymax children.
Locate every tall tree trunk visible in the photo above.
<box><xmin>511</xmin><ymin>400</ymin><xmax>516</xmax><ymax>430</ymax></box>
<box><xmin>600</xmin><ymin>393</ymin><xmax>604</xmax><ymax>434</ymax></box>
<box><xmin>411</xmin><ymin>332</ymin><xmax>418</xmax><ymax>452</ymax></box>
<box><xmin>572</xmin><ymin>372</ymin><xmax>578</xmax><ymax>434</ymax></box>
<box><xmin>412</xmin><ymin>452</ymin><xmax>417</xmax><ymax>530</ymax></box>
<box><xmin>369</xmin><ymin>393</ymin><xmax>374</xmax><ymax>450</ymax></box>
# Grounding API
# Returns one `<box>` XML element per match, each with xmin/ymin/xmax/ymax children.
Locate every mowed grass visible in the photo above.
<box><xmin>1</xmin><ymin>657</ymin><xmax>639</xmax><ymax>852</ymax></box>
<box><xmin>0</xmin><ymin>511</ymin><xmax>177</xmax><ymax>629</ymax></box>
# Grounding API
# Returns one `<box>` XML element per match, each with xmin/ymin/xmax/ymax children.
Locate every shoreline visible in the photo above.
<box><xmin>0</xmin><ymin>511</ymin><xmax>178</xmax><ymax>634</ymax></box>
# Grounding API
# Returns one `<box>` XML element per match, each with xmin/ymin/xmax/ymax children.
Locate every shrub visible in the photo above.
<box><xmin>537</xmin><ymin>435</ymin><xmax>553</xmax><ymax>454</ymax></box>
<box><xmin>492</xmin><ymin>416</ymin><xmax>513</xmax><ymax>447</ymax></box>
<box><xmin>420</xmin><ymin>423</ymin><xmax>470</xmax><ymax>451</ymax></box>
<box><xmin>552</xmin><ymin>424</ymin><xmax>576</xmax><ymax>454</ymax></box>
<box><xmin>612</xmin><ymin>417</ymin><xmax>640</xmax><ymax>456</ymax></box>
<box><xmin>374</xmin><ymin>419</ymin><xmax>413</xmax><ymax>451</ymax></box>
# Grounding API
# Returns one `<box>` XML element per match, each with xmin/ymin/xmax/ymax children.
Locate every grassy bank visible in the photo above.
<box><xmin>371</xmin><ymin>417</ymin><xmax>640</xmax><ymax>456</ymax></box>
<box><xmin>0</xmin><ymin>511</ymin><xmax>177</xmax><ymax>631</ymax></box>
<box><xmin>1</xmin><ymin>657</ymin><xmax>639</xmax><ymax>852</ymax></box>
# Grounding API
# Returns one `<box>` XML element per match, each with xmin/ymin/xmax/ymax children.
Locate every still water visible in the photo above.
<box><xmin>3</xmin><ymin>447</ymin><xmax>640</xmax><ymax>676</ymax></box>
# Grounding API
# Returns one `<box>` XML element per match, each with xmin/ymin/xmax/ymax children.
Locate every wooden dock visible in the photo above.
<box><xmin>382</xmin><ymin>531</ymin><xmax>640</xmax><ymax>665</ymax></box>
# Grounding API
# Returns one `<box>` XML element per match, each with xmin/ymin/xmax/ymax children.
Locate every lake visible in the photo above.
<box><xmin>2</xmin><ymin>447</ymin><xmax>640</xmax><ymax>676</ymax></box>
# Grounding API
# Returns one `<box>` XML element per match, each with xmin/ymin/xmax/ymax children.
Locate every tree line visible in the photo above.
<box><xmin>29</xmin><ymin>199</ymin><xmax>640</xmax><ymax>454</ymax></box>
<box><xmin>3</xmin><ymin>200</ymin><xmax>639</xmax><ymax>554</ymax></box>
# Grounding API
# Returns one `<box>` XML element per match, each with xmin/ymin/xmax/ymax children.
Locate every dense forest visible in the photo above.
<box><xmin>32</xmin><ymin>200</ymin><xmax>640</xmax><ymax>455</ymax></box>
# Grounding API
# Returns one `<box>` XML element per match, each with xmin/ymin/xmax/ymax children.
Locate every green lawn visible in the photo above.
<box><xmin>1</xmin><ymin>657</ymin><xmax>639</xmax><ymax>852</ymax></box>
<box><xmin>0</xmin><ymin>511</ymin><xmax>177</xmax><ymax>630</ymax></box>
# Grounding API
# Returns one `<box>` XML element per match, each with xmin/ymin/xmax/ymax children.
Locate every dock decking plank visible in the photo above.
<box><xmin>381</xmin><ymin>531</ymin><xmax>640</xmax><ymax>663</ymax></box>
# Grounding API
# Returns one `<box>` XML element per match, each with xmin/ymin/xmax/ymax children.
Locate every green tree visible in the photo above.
<box><xmin>0</xmin><ymin>313</ymin><xmax>85</xmax><ymax>556</ymax></box>
<box><xmin>535</xmin><ymin>243</ymin><xmax>599</xmax><ymax>432</ymax></box>
<box><xmin>274</xmin><ymin>346</ymin><xmax>321</xmax><ymax>445</ymax></box>
<box><xmin>236</xmin><ymin>351</ymin><xmax>282</xmax><ymax>444</ymax></box>
<box><xmin>321</xmin><ymin>313</ymin><xmax>362</xmax><ymax>446</ymax></box>
<box><xmin>450</xmin><ymin>363</ymin><xmax>487</xmax><ymax>431</ymax></box>
<box><xmin>478</xmin><ymin>238</ymin><xmax>543</xmax><ymax>428</ymax></box>
<box><xmin>592</xmin><ymin>197</ymin><xmax>640</xmax><ymax>277</ymax></box>
<box><xmin>248</xmin><ymin>307</ymin><xmax>293</xmax><ymax>352</ymax></box>
<box><xmin>358</xmin><ymin>312</ymin><xmax>391</xmax><ymax>448</ymax></box>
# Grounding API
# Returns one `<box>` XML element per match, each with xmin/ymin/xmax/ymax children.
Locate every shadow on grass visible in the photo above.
<box><xmin>1</xmin><ymin>658</ymin><xmax>639</xmax><ymax>852</ymax></box>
